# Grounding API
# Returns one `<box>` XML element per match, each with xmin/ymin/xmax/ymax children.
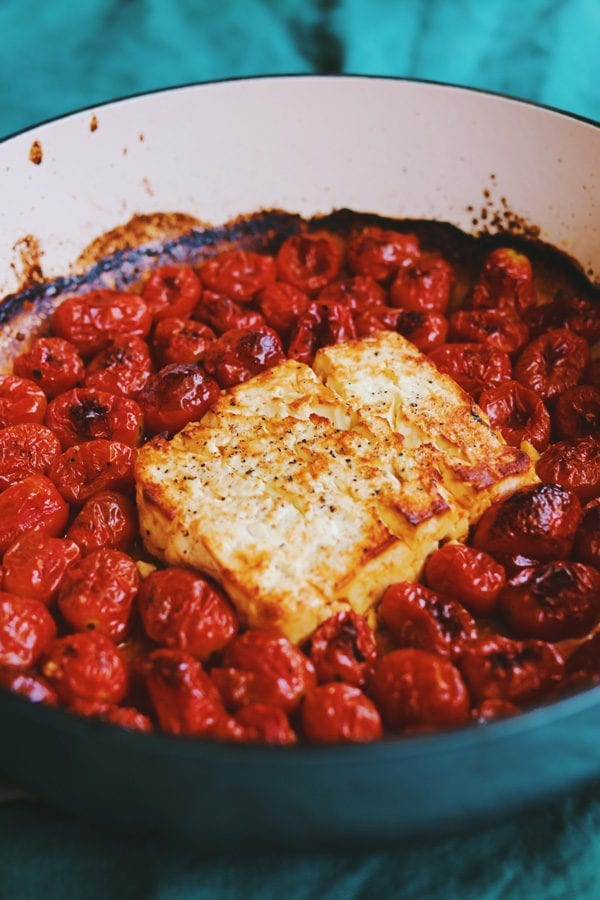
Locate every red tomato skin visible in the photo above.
<box><xmin>51</xmin><ymin>290</ymin><xmax>152</xmax><ymax>356</ymax></box>
<box><xmin>459</xmin><ymin>635</ymin><xmax>564</xmax><ymax>705</ymax></box>
<box><xmin>478</xmin><ymin>381</ymin><xmax>551</xmax><ymax>452</ymax></box>
<box><xmin>354</xmin><ymin>306</ymin><xmax>448</xmax><ymax>353</ymax></box>
<box><xmin>309</xmin><ymin>610</ymin><xmax>378</xmax><ymax>687</ymax></box>
<box><xmin>151</xmin><ymin>317</ymin><xmax>216</xmax><ymax>367</ymax></box>
<box><xmin>470</xmin><ymin>247</ymin><xmax>536</xmax><ymax>315</ymax></box>
<box><xmin>42</xmin><ymin>631</ymin><xmax>128</xmax><ymax>704</ymax></box>
<box><xmin>199</xmin><ymin>250</ymin><xmax>276</xmax><ymax>302</ymax></box>
<box><xmin>574</xmin><ymin>499</ymin><xmax>600</xmax><ymax>569</ymax></box>
<box><xmin>514</xmin><ymin>328</ymin><xmax>590</xmax><ymax>402</ymax></box>
<box><xmin>193</xmin><ymin>291</ymin><xmax>267</xmax><ymax>335</ymax></box>
<box><xmin>0</xmin><ymin>671</ymin><xmax>59</xmax><ymax>707</ymax></box>
<box><xmin>553</xmin><ymin>385</ymin><xmax>600</xmax><ymax>441</ymax></box>
<box><xmin>423</xmin><ymin>544</ymin><xmax>506</xmax><ymax>617</ymax></box>
<box><xmin>428</xmin><ymin>343</ymin><xmax>512</xmax><ymax>400</ymax></box>
<box><xmin>287</xmin><ymin>301</ymin><xmax>356</xmax><ymax>365</ymax></box>
<box><xmin>45</xmin><ymin>388</ymin><xmax>144</xmax><ymax>449</ymax></box>
<box><xmin>369</xmin><ymin>648</ymin><xmax>470</xmax><ymax>731</ymax></box>
<box><xmin>57</xmin><ymin>548</ymin><xmax>139</xmax><ymax>640</ymax></box>
<box><xmin>141</xmin><ymin>265</ymin><xmax>202</xmax><ymax>320</ymax></box>
<box><xmin>318</xmin><ymin>275</ymin><xmax>386</xmax><ymax>311</ymax></box>
<box><xmin>203</xmin><ymin>326</ymin><xmax>285</xmax><ymax>389</ymax></box>
<box><xmin>232</xmin><ymin>703</ymin><xmax>297</xmax><ymax>745</ymax></box>
<box><xmin>302</xmin><ymin>683</ymin><xmax>383</xmax><ymax>743</ymax></box>
<box><xmin>448</xmin><ymin>308</ymin><xmax>530</xmax><ymax>355</ymax></box>
<box><xmin>137</xmin><ymin>567</ymin><xmax>238</xmax><ymax>661</ymax></box>
<box><xmin>472</xmin><ymin>699</ymin><xmax>521</xmax><ymax>724</ymax></box>
<box><xmin>276</xmin><ymin>232</ymin><xmax>343</xmax><ymax>294</ymax></box>
<box><xmin>389</xmin><ymin>252</ymin><xmax>454</xmax><ymax>314</ymax></box>
<box><xmin>13</xmin><ymin>336</ymin><xmax>84</xmax><ymax>398</ymax></box>
<box><xmin>0</xmin><ymin>423</ymin><xmax>62</xmax><ymax>491</ymax></box>
<box><xmin>0</xmin><ymin>592</ymin><xmax>56</xmax><ymax>670</ymax></box>
<box><xmin>48</xmin><ymin>439</ymin><xmax>135</xmax><ymax>504</ymax></box>
<box><xmin>346</xmin><ymin>227</ymin><xmax>420</xmax><ymax>282</ymax></box>
<box><xmin>142</xmin><ymin>648</ymin><xmax>224</xmax><ymax>737</ymax></box>
<box><xmin>2</xmin><ymin>533</ymin><xmax>81</xmax><ymax>605</ymax></box>
<box><xmin>0</xmin><ymin>375</ymin><xmax>47</xmax><ymax>427</ymax></box>
<box><xmin>256</xmin><ymin>282</ymin><xmax>311</xmax><ymax>341</ymax></box>
<box><xmin>84</xmin><ymin>335</ymin><xmax>152</xmax><ymax>397</ymax></box>
<box><xmin>68</xmin><ymin>698</ymin><xmax>153</xmax><ymax>732</ymax></box>
<box><xmin>66</xmin><ymin>490</ymin><xmax>137</xmax><ymax>555</ymax></box>
<box><xmin>524</xmin><ymin>291</ymin><xmax>600</xmax><ymax>343</ymax></box>
<box><xmin>137</xmin><ymin>363</ymin><xmax>221</xmax><ymax>435</ymax></box>
<box><xmin>536</xmin><ymin>435</ymin><xmax>600</xmax><ymax>505</ymax></box>
<box><xmin>0</xmin><ymin>474</ymin><xmax>69</xmax><ymax>553</ymax></box>
<box><xmin>565</xmin><ymin>632</ymin><xmax>600</xmax><ymax>682</ymax></box>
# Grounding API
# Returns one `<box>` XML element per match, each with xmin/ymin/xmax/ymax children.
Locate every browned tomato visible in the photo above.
<box><xmin>553</xmin><ymin>385</ymin><xmax>600</xmax><ymax>440</ymax></box>
<box><xmin>66</xmin><ymin>491</ymin><xmax>137</xmax><ymax>555</ymax></box>
<box><xmin>318</xmin><ymin>275</ymin><xmax>386</xmax><ymax>311</ymax></box>
<box><xmin>514</xmin><ymin>328</ymin><xmax>590</xmax><ymax>402</ymax></box>
<box><xmin>354</xmin><ymin>307</ymin><xmax>448</xmax><ymax>353</ymax></box>
<box><xmin>423</xmin><ymin>544</ymin><xmax>506</xmax><ymax>617</ymax></box>
<box><xmin>346</xmin><ymin>227</ymin><xmax>420</xmax><ymax>282</ymax></box>
<box><xmin>287</xmin><ymin>301</ymin><xmax>356</xmax><ymax>365</ymax></box>
<box><xmin>151</xmin><ymin>317</ymin><xmax>216</xmax><ymax>367</ymax></box>
<box><xmin>48</xmin><ymin>439</ymin><xmax>135</xmax><ymax>504</ymax></box>
<box><xmin>459</xmin><ymin>636</ymin><xmax>564</xmax><ymax>704</ymax></box>
<box><xmin>390</xmin><ymin>252</ymin><xmax>454</xmax><ymax>314</ymax></box>
<box><xmin>142</xmin><ymin>648</ymin><xmax>224</xmax><ymax>737</ymax></box>
<box><xmin>52</xmin><ymin>290</ymin><xmax>152</xmax><ymax>356</ymax></box>
<box><xmin>478</xmin><ymin>380</ymin><xmax>551</xmax><ymax>452</ymax></box>
<box><xmin>84</xmin><ymin>335</ymin><xmax>152</xmax><ymax>397</ymax></box>
<box><xmin>276</xmin><ymin>232</ymin><xmax>342</xmax><ymax>294</ymax></box>
<box><xmin>309</xmin><ymin>609</ymin><xmax>377</xmax><ymax>687</ymax></box>
<box><xmin>13</xmin><ymin>336</ymin><xmax>84</xmax><ymax>398</ymax></box>
<box><xmin>574</xmin><ymin>499</ymin><xmax>600</xmax><ymax>569</ymax></box>
<box><xmin>203</xmin><ymin>325</ymin><xmax>285</xmax><ymax>389</ymax></box>
<box><xmin>0</xmin><ymin>423</ymin><xmax>62</xmax><ymax>491</ymax></box>
<box><xmin>199</xmin><ymin>250</ymin><xmax>276</xmax><ymax>302</ymax></box>
<box><xmin>193</xmin><ymin>292</ymin><xmax>267</xmax><ymax>335</ymax></box>
<box><xmin>448</xmin><ymin>308</ymin><xmax>530</xmax><ymax>355</ymax></box>
<box><xmin>137</xmin><ymin>363</ymin><xmax>220</xmax><ymax>435</ymax></box>
<box><xmin>141</xmin><ymin>265</ymin><xmax>202</xmax><ymax>320</ymax></box>
<box><xmin>524</xmin><ymin>291</ymin><xmax>600</xmax><ymax>343</ymax></box>
<box><xmin>256</xmin><ymin>282</ymin><xmax>310</xmax><ymax>341</ymax></box>
<box><xmin>302</xmin><ymin>683</ymin><xmax>382</xmax><ymax>743</ymax></box>
<box><xmin>45</xmin><ymin>388</ymin><xmax>144</xmax><ymax>448</ymax></box>
<box><xmin>428</xmin><ymin>343</ymin><xmax>512</xmax><ymax>400</ymax></box>
<box><xmin>470</xmin><ymin>247</ymin><xmax>536</xmax><ymax>315</ymax></box>
<box><xmin>536</xmin><ymin>435</ymin><xmax>600</xmax><ymax>504</ymax></box>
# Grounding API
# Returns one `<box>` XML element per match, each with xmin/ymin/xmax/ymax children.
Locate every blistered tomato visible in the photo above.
<box><xmin>0</xmin><ymin>423</ymin><xmax>62</xmax><ymax>490</ymax></box>
<box><xmin>66</xmin><ymin>491</ymin><xmax>137</xmax><ymax>555</ymax></box>
<box><xmin>199</xmin><ymin>250</ymin><xmax>276</xmax><ymax>302</ymax></box>
<box><xmin>276</xmin><ymin>232</ymin><xmax>342</xmax><ymax>294</ymax></box>
<box><xmin>423</xmin><ymin>544</ymin><xmax>506</xmax><ymax>617</ymax></box>
<box><xmin>428</xmin><ymin>343</ymin><xmax>512</xmax><ymax>400</ymax></box>
<box><xmin>0</xmin><ymin>475</ymin><xmax>69</xmax><ymax>553</ymax></box>
<box><xmin>390</xmin><ymin>252</ymin><xmax>454</xmax><ymax>314</ymax></box>
<box><xmin>478</xmin><ymin>381</ymin><xmax>551</xmax><ymax>451</ymax></box>
<box><xmin>45</xmin><ymin>388</ymin><xmax>144</xmax><ymax>448</ymax></box>
<box><xmin>13</xmin><ymin>336</ymin><xmax>84</xmax><ymax>398</ymax></box>
<box><xmin>141</xmin><ymin>265</ymin><xmax>202</xmax><ymax>320</ymax></box>
<box><xmin>309</xmin><ymin>609</ymin><xmax>377</xmax><ymax>687</ymax></box>
<box><xmin>52</xmin><ymin>290</ymin><xmax>152</xmax><ymax>356</ymax></box>
<box><xmin>84</xmin><ymin>335</ymin><xmax>152</xmax><ymax>397</ymax></box>
<box><xmin>203</xmin><ymin>326</ymin><xmax>285</xmax><ymax>389</ymax></box>
<box><xmin>346</xmin><ymin>227</ymin><xmax>420</xmax><ymax>282</ymax></box>
<box><xmin>0</xmin><ymin>592</ymin><xmax>56</xmax><ymax>670</ymax></box>
<box><xmin>0</xmin><ymin>375</ymin><xmax>47</xmax><ymax>427</ymax></box>
<box><xmin>48</xmin><ymin>439</ymin><xmax>135</xmax><ymax>504</ymax></box>
<box><xmin>42</xmin><ymin>631</ymin><xmax>128</xmax><ymax>705</ymax></box>
<box><xmin>142</xmin><ymin>648</ymin><xmax>224</xmax><ymax>737</ymax></box>
<box><xmin>302</xmin><ymin>683</ymin><xmax>382</xmax><ymax>743</ymax></box>
<box><xmin>2</xmin><ymin>533</ymin><xmax>81</xmax><ymax>605</ymax></box>
<box><xmin>137</xmin><ymin>363</ymin><xmax>221</xmax><ymax>435</ymax></box>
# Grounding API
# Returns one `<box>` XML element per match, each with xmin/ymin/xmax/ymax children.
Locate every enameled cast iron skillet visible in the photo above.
<box><xmin>0</xmin><ymin>76</ymin><xmax>598</xmax><ymax>850</ymax></box>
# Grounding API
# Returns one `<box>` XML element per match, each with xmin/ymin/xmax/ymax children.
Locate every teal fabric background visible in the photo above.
<box><xmin>1</xmin><ymin>0</ymin><xmax>599</xmax><ymax>897</ymax></box>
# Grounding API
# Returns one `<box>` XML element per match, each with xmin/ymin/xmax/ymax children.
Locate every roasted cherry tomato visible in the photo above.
<box><xmin>2</xmin><ymin>533</ymin><xmax>81</xmax><ymax>605</ymax></box>
<box><xmin>318</xmin><ymin>275</ymin><xmax>386</xmax><ymax>311</ymax></box>
<box><xmin>57</xmin><ymin>548</ymin><xmax>140</xmax><ymax>640</ymax></box>
<box><xmin>276</xmin><ymin>232</ymin><xmax>342</xmax><ymax>294</ymax></box>
<box><xmin>500</xmin><ymin>561</ymin><xmax>600</xmax><ymax>642</ymax></box>
<box><xmin>472</xmin><ymin>699</ymin><xmax>520</xmax><ymax>724</ymax></box>
<box><xmin>423</xmin><ymin>544</ymin><xmax>506</xmax><ymax>617</ymax></box>
<box><xmin>389</xmin><ymin>252</ymin><xmax>454</xmax><ymax>314</ymax></box>
<box><xmin>137</xmin><ymin>363</ymin><xmax>221</xmax><ymax>435</ymax></box>
<box><xmin>553</xmin><ymin>385</ymin><xmax>600</xmax><ymax>440</ymax></box>
<box><xmin>428</xmin><ymin>343</ymin><xmax>512</xmax><ymax>400</ymax></box>
<box><xmin>459</xmin><ymin>635</ymin><xmax>564</xmax><ymax>704</ymax></box>
<box><xmin>0</xmin><ymin>423</ymin><xmax>62</xmax><ymax>491</ymax></box>
<box><xmin>52</xmin><ymin>290</ymin><xmax>152</xmax><ymax>356</ymax></box>
<box><xmin>524</xmin><ymin>291</ymin><xmax>600</xmax><ymax>343</ymax></box>
<box><xmin>514</xmin><ymin>328</ymin><xmax>590</xmax><ymax>402</ymax></box>
<box><xmin>48</xmin><ymin>439</ymin><xmax>135</xmax><ymax>504</ymax></box>
<box><xmin>369</xmin><ymin>648</ymin><xmax>470</xmax><ymax>731</ymax></box>
<box><xmin>199</xmin><ymin>250</ymin><xmax>276</xmax><ymax>302</ymax></box>
<box><xmin>574</xmin><ymin>499</ymin><xmax>600</xmax><ymax>569</ymax></box>
<box><xmin>0</xmin><ymin>592</ymin><xmax>56</xmax><ymax>670</ymax></box>
<box><xmin>0</xmin><ymin>375</ymin><xmax>47</xmax><ymax>427</ymax></box>
<box><xmin>302</xmin><ymin>683</ymin><xmax>382</xmax><ymax>743</ymax></box>
<box><xmin>45</xmin><ymin>387</ymin><xmax>144</xmax><ymax>448</ymax></box>
<box><xmin>13</xmin><ymin>336</ymin><xmax>84</xmax><ymax>398</ymax></box>
<box><xmin>66</xmin><ymin>490</ymin><xmax>137</xmax><ymax>555</ymax></box>
<box><xmin>232</xmin><ymin>703</ymin><xmax>297</xmax><ymax>745</ymax></box>
<box><xmin>203</xmin><ymin>325</ymin><xmax>285</xmax><ymax>389</ymax></box>
<box><xmin>478</xmin><ymin>380</ymin><xmax>551</xmax><ymax>451</ymax></box>
<box><xmin>346</xmin><ymin>227</ymin><xmax>420</xmax><ymax>282</ymax></box>
<box><xmin>470</xmin><ymin>247</ymin><xmax>536</xmax><ymax>314</ymax></box>
<box><xmin>287</xmin><ymin>301</ymin><xmax>356</xmax><ymax>365</ymax></box>
<box><xmin>0</xmin><ymin>474</ymin><xmax>69</xmax><ymax>553</ymax></box>
<box><xmin>212</xmin><ymin>628</ymin><xmax>316</xmax><ymax>712</ymax></box>
<box><xmin>141</xmin><ymin>265</ymin><xmax>202</xmax><ymax>320</ymax></box>
<box><xmin>193</xmin><ymin>292</ymin><xmax>266</xmax><ymax>335</ymax></box>
<box><xmin>84</xmin><ymin>335</ymin><xmax>152</xmax><ymax>397</ymax></box>
<box><xmin>472</xmin><ymin>482</ymin><xmax>582</xmax><ymax>568</ymax></box>
<box><xmin>379</xmin><ymin>581</ymin><xmax>477</xmax><ymax>660</ymax></box>
<box><xmin>42</xmin><ymin>631</ymin><xmax>128</xmax><ymax>705</ymax></box>
<box><xmin>448</xmin><ymin>308</ymin><xmax>530</xmax><ymax>355</ymax></box>
<box><xmin>309</xmin><ymin>609</ymin><xmax>378</xmax><ymax>687</ymax></box>
<box><xmin>354</xmin><ymin>306</ymin><xmax>448</xmax><ymax>353</ymax></box>
<box><xmin>0</xmin><ymin>672</ymin><xmax>59</xmax><ymax>707</ymax></box>
<box><xmin>151</xmin><ymin>317</ymin><xmax>216</xmax><ymax>367</ymax></box>
<box><xmin>256</xmin><ymin>282</ymin><xmax>310</xmax><ymax>341</ymax></box>
<box><xmin>565</xmin><ymin>633</ymin><xmax>600</xmax><ymax>685</ymax></box>
<box><xmin>536</xmin><ymin>435</ymin><xmax>600</xmax><ymax>505</ymax></box>
<box><xmin>137</xmin><ymin>567</ymin><xmax>237</xmax><ymax>661</ymax></box>
<box><xmin>68</xmin><ymin>698</ymin><xmax>153</xmax><ymax>732</ymax></box>
<box><xmin>142</xmin><ymin>648</ymin><xmax>224</xmax><ymax>737</ymax></box>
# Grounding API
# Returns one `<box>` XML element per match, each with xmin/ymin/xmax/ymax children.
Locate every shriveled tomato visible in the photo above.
<box><xmin>472</xmin><ymin>483</ymin><xmax>582</xmax><ymax>569</ymax></box>
<box><xmin>524</xmin><ymin>291</ymin><xmax>600</xmax><ymax>343</ymax></box>
<box><xmin>0</xmin><ymin>375</ymin><xmax>47</xmax><ymax>427</ymax></box>
<box><xmin>199</xmin><ymin>250</ymin><xmax>275</xmax><ymax>302</ymax></box>
<box><xmin>48</xmin><ymin>439</ymin><xmax>135</xmax><ymax>504</ymax></box>
<box><xmin>68</xmin><ymin>698</ymin><xmax>153</xmax><ymax>732</ymax></box>
<box><xmin>2</xmin><ymin>533</ymin><xmax>80</xmax><ymax>605</ymax></box>
<box><xmin>302</xmin><ymin>683</ymin><xmax>382</xmax><ymax>743</ymax></box>
<box><xmin>232</xmin><ymin>703</ymin><xmax>297</xmax><ymax>745</ymax></box>
<box><xmin>472</xmin><ymin>699</ymin><xmax>521</xmax><ymax>724</ymax></box>
<box><xmin>369</xmin><ymin>648</ymin><xmax>470</xmax><ymax>730</ymax></box>
<box><xmin>424</xmin><ymin>544</ymin><xmax>505</xmax><ymax>617</ymax></box>
<box><xmin>256</xmin><ymin>282</ymin><xmax>310</xmax><ymax>340</ymax></box>
<box><xmin>565</xmin><ymin>633</ymin><xmax>600</xmax><ymax>684</ymax></box>
<box><xmin>66</xmin><ymin>491</ymin><xmax>137</xmax><ymax>555</ymax></box>
<box><xmin>390</xmin><ymin>252</ymin><xmax>454</xmax><ymax>314</ymax></box>
<box><xmin>276</xmin><ymin>232</ymin><xmax>342</xmax><ymax>294</ymax></box>
<box><xmin>500</xmin><ymin>561</ymin><xmax>600</xmax><ymax>642</ymax></box>
<box><xmin>536</xmin><ymin>435</ymin><xmax>600</xmax><ymax>505</ymax></box>
<box><xmin>203</xmin><ymin>326</ymin><xmax>285</xmax><ymax>389</ymax></box>
<box><xmin>57</xmin><ymin>548</ymin><xmax>140</xmax><ymax>640</ymax></box>
<box><xmin>42</xmin><ymin>631</ymin><xmax>128</xmax><ymax>704</ymax></box>
<box><xmin>52</xmin><ymin>290</ymin><xmax>152</xmax><ymax>356</ymax></box>
<box><xmin>448</xmin><ymin>308</ymin><xmax>530</xmax><ymax>355</ymax></box>
<box><xmin>428</xmin><ymin>343</ymin><xmax>512</xmax><ymax>400</ymax></box>
<box><xmin>470</xmin><ymin>247</ymin><xmax>536</xmax><ymax>314</ymax></box>
<box><xmin>137</xmin><ymin>363</ymin><xmax>220</xmax><ymax>435</ymax></box>
<box><xmin>354</xmin><ymin>306</ymin><xmax>448</xmax><ymax>353</ymax></box>
<box><xmin>13</xmin><ymin>336</ymin><xmax>84</xmax><ymax>398</ymax></box>
<box><xmin>45</xmin><ymin>387</ymin><xmax>144</xmax><ymax>448</ymax></box>
<box><xmin>514</xmin><ymin>328</ymin><xmax>590</xmax><ymax>402</ymax></box>
<box><xmin>84</xmin><ymin>335</ymin><xmax>152</xmax><ymax>397</ymax></box>
<box><xmin>459</xmin><ymin>635</ymin><xmax>564</xmax><ymax>704</ymax></box>
<box><xmin>0</xmin><ymin>423</ymin><xmax>62</xmax><ymax>491</ymax></box>
<box><xmin>193</xmin><ymin>292</ymin><xmax>266</xmax><ymax>335</ymax></box>
<box><xmin>137</xmin><ymin>567</ymin><xmax>237</xmax><ymax>661</ymax></box>
<box><xmin>151</xmin><ymin>317</ymin><xmax>216</xmax><ymax>367</ymax></box>
<box><xmin>0</xmin><ymin>672</ymin><xmax>58</xmax><ymax>706</ymax></box>
<box><xmin>346</xmin><ymin>227</ymin><xmax>420</xmax><ymax>282</ymax></box>
<box><xmin>478</xmin><ymin>380</ymin><xmax>551</xmax><ymax>451</ymax></box>
<box><xmin>287</xmin><ymin>301</ymin><xmax>356</xmax><ymax>365</ymax></box>
<box><xmin>142</xmin><ymin>648</ymin><xmax>224</xmax><ymax>737</ymax></box>
<box><xmin>553</xmin><ymin>385</ymin><xmax>600</xmax><ymax>440</ymax></box>
<box><xmin>141</xmin><ymin>265</ymin><xmax>202</xmax><ymax>320</ymax></box>
<box><xmin>318</xmin><ymin>275</ymin><xmax>386</xmax><ymax>311</ymax></box>
<box><xmin>309</xmin><ymin>610</ymin><xmax>377</xmax><ymax>687</ymax></box>
<box><xmin>574</xmin><ymin>499</ymin><xmax>600</xmax><ymax>569</ymax></box>
<box><xmin>379</xmin><ymin>581</ymin><xmax>476</xmax><ymax>660</ymax></box>
<box><xmin>0</xmin><ymin>474</ymin><xmax>69</xmax><ymax>553</ymax></box>
<box><xmin>0</xmin><ymin>592</ymin><xmax>56</xmax><ymax>670</ymax></box>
